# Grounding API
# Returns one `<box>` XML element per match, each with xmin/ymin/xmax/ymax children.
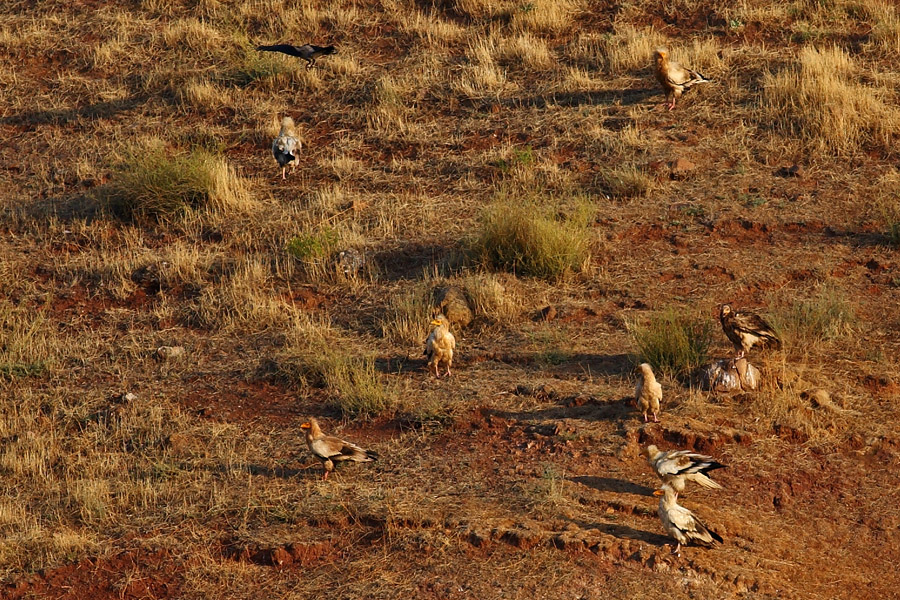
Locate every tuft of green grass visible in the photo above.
<box><xmin>100</xmin><ymin>147</ymin><xmax>253</xmax><ymax>222</ymax></box>
<box><xmin>278</xmin><ymin>316</ymin><xmax>395</xmax><ymax>418</ymax></box>
<box><xmin>772</xmin><ymin>286</ymin><xmax>856</xmax><ymax>350</ymax></box>
<box><xmin>598</xmin><ymin>165</ymin><xmax>655</xmax><ymax>199</ymax></box>
<box><xmin>286</xmin><ymin>228</ymin><xmax>339</xmax><ymax>261</ymax></box>
<box><xmin>628</xmin><ymin>309</ymin><xmax>712</xmax><ymax>379</ymax></box>
<box><xmin>471</xmin><ymin>194</ymin><xmax>594</xmax><ymax>280</ymax></box>
<box><xmin>492</xmin><ymin>146</ymin><xmax>535</xmax><ymax>173</ymax></box>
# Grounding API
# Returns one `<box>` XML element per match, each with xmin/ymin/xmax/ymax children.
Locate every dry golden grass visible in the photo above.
<box><xmin>100</xmin><ymin>145</ymin><xmax>256</xmax><ymax>223</ymax></box>
<box><xmin>770</xmin><ymin>285</ymin><xmax>857</xmax><ymax>357</ymax></box>
<box><xmin>603</xmin><ymin>23</ymin><xmax>666</xmax><ymax>73</ymax></box>
<box><xmin>1</xmin><ymin>0</ymin><xmax>899</xmax><ymax>595</ymax></box>
<box><xmin>511</xmin><ymin>0</ymin><xmax>579</xmax><ymax>33</ymax></box>
<box><xmin>277</xmin><ymin>314</ymin><xmax>397</xmax><ymax>417</ymax></box>
<box><xmin>452</xmin><ymin>36</ymin><xmax>513</xmax><ymax>99</ymax></box>
<box><xmin>472</xmin><ymin>193</ymin><xmax>595</xmax><ymax>280</ymax></box>
<box><xmin>762</xmin><ymin>45</ymin><xmax>900</xmax><ymax>155</ymax></box>
<box><xmin>872</xmin><ymin>168</ymin><xmax>900</xmax><ymax>245</ymax></box>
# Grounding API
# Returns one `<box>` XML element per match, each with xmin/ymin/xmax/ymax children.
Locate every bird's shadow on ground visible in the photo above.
<box><xmin>504</xmin><ymin>88</ymin><xmax>657</xmax><ymax>110</ymax></box>
<box><xmin>570</xmin><ymin>476</ymin><xmax>655</xmax><ymax>497</ymax></box>
<box><xmin>569</xmin><ymin>518</ymin><xmax>671</xmax><ymax>546</ymax></box>
<box><xmin>1</xmin><ymin>95</ymin><xmax>150</xmax><ymax>127</ymax></box>
<box><xmin>489</xmin><ymin>396</ymin><xmax>634</xmax><ymax>424</ymax></box>
<box><xmin>545</xmin><ymin>353</ymin><xmax>633</xmax><ymax>378</ymax></box>
<box><xmin>223</xmin><ymin>463</ymin><xmax>319</xmax><ymax>480</ymax></box>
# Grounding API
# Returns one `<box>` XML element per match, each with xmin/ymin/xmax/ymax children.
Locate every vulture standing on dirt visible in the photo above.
<box><xmin>719</xmin><ymin>304</ymin><xmax>782</xmax><ymax>359</ymax></box>
<box><xmin>655</xmin><ymin>483</ymin><xmax>723</xmax><ymax>555</ymax></box>
<box><xmin>424</xmin><ymin>314</ymin><xmax>456</xmax><ymax>378</ymax></box>
<box><xmin>256</xmin><ymin>43</ymin><xmax>337</xmax><ymax>69</ymax></box>
<box><xmin>635</xmin><ymin>363</ymin><xmax>662</xmax><ymax>423</ymax></box>
<box><xmin>645</xmin><ymin>445</ymin><xmax>725</xmax><ymax>498</ymax></box>
<box><xmin>300</xmin><ymin>418</ymin><xmax>378</xmax><ymax>481</ymax></box>
<box><xmin>272</xmin><ymin>116</ymin><xmax>301</xmax><ymax>180</ymax></box>
<box><xmin>654</xmin><ymin>47</ymin><xmax>711</xmax><ymax>110</ymax></box>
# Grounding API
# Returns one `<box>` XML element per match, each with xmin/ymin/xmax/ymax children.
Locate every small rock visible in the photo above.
<box><xmin>775</xmin><ymin>164</ymin><xmax>805</xmax><ymax>178</ymax></box>
<box><xmin>538</xmin><ymin>305</ymin><xmax>557</xmax><ymax>322</ymax></box>
<box><xmin>121</xmin><ymin>392</ymin><xmax>138</xmax><ymax>403</ymax></box>
<box><xmin>433</xmin><ymin>285</ymin><xmax>474</xmax><ymax>328</ymax></box>
<box><xmin>514</xmin><ymin>384</ymin><xmax>535</xmax><ymax>396</ymax></box>
<box><xmin>156</xmin><ymin>345</ymin><xmax>186</xmax><ymax>360</ymax></box>
<box><xmin>669</xmin><ymin>158</ymin><xmax>696</xmax><ymax>180</ymax></box>
<box><xmin>336</xmin><ymin>248</ymin><xmax>366</xmax><ymax>277</ymax></box>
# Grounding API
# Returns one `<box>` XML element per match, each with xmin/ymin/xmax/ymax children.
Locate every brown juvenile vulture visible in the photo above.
<box><xmin>719</xmin><ymin>304</ymin><xmax>782</xmax><ymax>358</ymax></box>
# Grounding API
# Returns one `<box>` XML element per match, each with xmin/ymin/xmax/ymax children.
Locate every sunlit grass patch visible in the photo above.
<box><xmin>471</xmin><ymin>194</ymin><xmax>594</xmax><ymax>280</ymax></box>
<box><xmin>277</xmin><ymin>316</ymin><xmax>396</xmax><ymax>418</ymax></box>
<box><xmin>628</xmin><ymin>309</ymin><xmax>712</xmax><ymax>379</ymax></box>
<box><xmin>762</xmin><ymin>45</ymin><xmax>900</xmax><ymax>155</ymax></box>
<box><xmin>100</xmin><ymin>147</ymin><xmax>254</xmax><ymax>223</ymax></box>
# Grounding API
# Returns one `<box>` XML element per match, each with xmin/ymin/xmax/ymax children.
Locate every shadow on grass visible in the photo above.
<box><xmin>570</xmin><ymin>476</ymin><xmax>655</xmax><ymax>497</ymax></box>
<box><xmin>489</xmin><ymin>396</ymin><xmax>634</xmax><ymax>423</ymax></box>
<box><xmin>546</xmin><ymin>352</ymin><xmax>633</xmax><ymax>378</ymax></box>
<box><xmin>459</xmin><ymin>351</ymin><xmax>632</xmax><ymax>378</ymax></box>
<box><xmin>243</xmin><ymin>463</ymin><xmax>320</xmax><ymax>479</ymax></box>
<box><xmin>569</xmin><ymin>518</ymin><xmax>671</xmax><ymax>546</ymax></box>
<box><xmin>0</xmin><ymin>95</ymin><xmax>150</xmax><ymax>127</ymax></box>
<box><xmin>504</xmin><ymin>87</ymin><xmax>657</xmax><ymax>110</ymax></box>
<box><xmin>20</xmin><ymin>192</ymin><xmax>106</xmax><ymax>223</ymax></box>
<box><xmin>373</xmin><ymin>243</ymin><xmax>465</xmax><ymax>281</ymax></box>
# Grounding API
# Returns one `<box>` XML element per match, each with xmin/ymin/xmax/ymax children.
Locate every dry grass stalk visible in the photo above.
<box><xmin>471</xmin><ymin>194</ymin><xmax>594</xmax><ymax>280</ymax></box>
<box><xmin>628</xmin><ymin>309</ymin><xmax>713</xmax><ymax>380</ymax></box>
<box><xmin>278</xmin><ymin>315</ymin><xmax>395</xmax><ymax>417</ymax></box>
<box><xmin>603</xmin><ymin>24</ymin><xmax>666</xmax><ymax>73</ymax></box>
<box><xmin>100</xmin><ymin>146</ymin><xmax>256</xmax><ymax>223</ymax></box>
<box><xmin>762</xmin><ymin>45</ymin><xmax>900</xmax><ymax>155</ymax></box>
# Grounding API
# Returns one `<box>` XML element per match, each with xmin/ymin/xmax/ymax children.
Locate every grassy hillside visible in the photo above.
<box><xmin>0</xmin><ymin>0</ymin><xmax>899</xmax><ymax>598</ymax></box>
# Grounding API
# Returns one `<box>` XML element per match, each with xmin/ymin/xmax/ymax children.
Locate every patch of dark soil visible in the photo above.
<box><xmin>220</xmin><ymin>538</ymin><xmax>336</xmax><ymax>567</ymax></box>
<box><xmin>182</xmin><ymin>378</ymin><xmax>302</xmax><ymax>423</ymax></box>
<box><xmin>638</xmin><ymin>423</ymin><xmax>753</xmax><ymax>453</ymax></box>
<box><xmin>710</xmin><ymin>219</ymin><xmax>772</xmax><ymax>244</ymax></box>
